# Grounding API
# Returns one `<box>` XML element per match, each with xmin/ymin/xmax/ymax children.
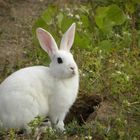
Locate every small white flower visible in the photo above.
<box><xmin>68</xmin><ymin>13</ymin><xmax>73</xmax><ymax>17</ymax></box>
<box><xmin>123</xmin><ymin>31</ymin><xmax>131</xmax><ymax>36</ymax></box>
<box><xmin>100</xmin><ymin>55</ymin><xmax>103</xmax><ymax>59</ymax></box>
<box><xmin>126</xmin><ymin>75</ymin><xmax>129</xmax><ymax>81</ymax></box>
<box><xmin>66</xmin><ymin>7</ymin><xmax>70</xmax><ymax>12</ymax></box>
<box><xmin>60</xmin><ymin>8</ymin><xmax>63</xmax><ymax>12</ymax></box>
<box><xmin>89</xmin><ymin>70</ymin><xmax>93</xmax><ymax>73</ymax></box>
<box><xmin>109</xmin><ymin>59</ymin><xmax>115</xmax><ymax>63</ymax></box>
<box><xmin>116</xmin><ymin>71</ymin><xmax>122</xmax><ymax>74</ymax></box>
<box><xmin>85</xmin><ymin>135</ymin><xmax>92</xmax><ymax>140</ymax></box>
<box><xmin>83</xmin><ymin>30</ymin><xmax>86</xmax><ymax>33</ymax></box>
<box><xmin>115</xmin><ymin>33</ymin><xmax>121</xmax><ymax>38</ymax></box>
<box><xmin>78</xmin><ymin>21</ymin><xmax>83</xmax><ymax>25</ymax></box>
<box><xmin>99</xmin><ymin>50</ymin><xmax>102</xmax><ymax>53</ymax></box>
<box><xmin>75</xmin><ymin>14</ymin><xmax>80</xmax><ymax>19</ymax></box>
<box><xmin>82</xmin><ymin>73</ymin><xmax>86</xmax><ymax>77</ymax></box>
<box><xmin>126</xmin><ymin>15</ymin><xmax>131</xmax><ymax>20</ymax></box>
<box><xmin>121</xmin><ymin>63</ymin><xmax>125</xmax><ymax>67</ymax></box>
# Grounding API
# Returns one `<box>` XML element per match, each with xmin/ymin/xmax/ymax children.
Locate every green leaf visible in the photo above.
<box><xmin>75</xmin><ymin>32</ymin><xmax>91</xmax><ymax>49</ymax></box>
<box><xmin>41</xmin><ymin>6</ymin><xmax>57</xmax><ymax>25</ymax></box>
<box><xmin>107</xmin><ymin>4</ymin><xmax>126</xmax><ymax>25</ymax></box>
<box><xmin>95</xmin><ymin>6</ymin><xmax>109</xmax><ymax>29</ymax></box>
<box><xmin>61</xmin><ymin>15</ymin><xmax>75</xmax><ymax>32</ymax></box>
<box><xmin>98</xmin><ymin>40</ymin><xmax>112</xmax><ymax>51</ymax></box>
<box><xmin>95</xmin><ymin>4</ymin><xmax>126</xmax><ymax>32</ymax></box>
<box><xmin>32</xmin><ymin>18</ymin><xmax>47</xmax><ymax>35</ymax></box>
<box><xmin>81</xmin><ymin>15</ymin><xmax>89</xmax><ymax>28</ymax></box>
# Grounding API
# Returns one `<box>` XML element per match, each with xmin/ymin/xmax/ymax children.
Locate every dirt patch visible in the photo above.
<box><xmin>0</xmin><ymin>0</ymin><xmax>52</xmax><ymax>79</ymax></box>
<box><xmin>65</xmin><ymin>94</ymin><xmax>117</xmax><ymax>127</ymax></box>
<box><xmin>86</xmin><ymin>98</ymin><xmax>117</xmax><ymax>127</ymax></box>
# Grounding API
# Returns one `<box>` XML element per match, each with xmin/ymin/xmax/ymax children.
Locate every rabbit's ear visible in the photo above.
<box><xmin>60</xmin><ymin>23</ymin><xmax>76</xmax><ymax>51</ymax></box>
<box><xmin>36</xmin><ymin>28</ymin><xmax>58</xmax><ymax>58</ymax></box>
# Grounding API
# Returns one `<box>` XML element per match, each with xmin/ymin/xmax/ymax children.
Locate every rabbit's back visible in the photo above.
<box><xmin>0</xmin><ymin>66</ymin><xmax>50</xmax><ymax>128</ymax></box>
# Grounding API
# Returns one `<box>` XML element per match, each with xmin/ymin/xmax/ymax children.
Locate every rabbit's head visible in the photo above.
<box><xmin>36</xmin><ymin>23</ymin><xmax>78</xmax><ymax>79</ymax></box>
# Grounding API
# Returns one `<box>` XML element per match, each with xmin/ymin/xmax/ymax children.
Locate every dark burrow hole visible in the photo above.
<box><xmin>65</xmin><ymin>94</ymin><xmax>102</xmax><ymax>125</ymax></box>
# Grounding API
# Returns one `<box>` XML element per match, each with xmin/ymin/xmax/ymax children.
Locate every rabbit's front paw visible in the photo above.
<box><xmin>55</xmin><ymin>121</ymin><xmax>65</xmax><ymax>132</ymax></box>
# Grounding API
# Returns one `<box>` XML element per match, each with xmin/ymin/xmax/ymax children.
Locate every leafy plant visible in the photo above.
<box><xmin>95</xmin><ymin>4</ymin><xmax>126</xmax><ymax>32</ymax></box>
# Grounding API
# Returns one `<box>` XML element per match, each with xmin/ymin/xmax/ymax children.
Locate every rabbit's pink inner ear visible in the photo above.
<box><xmin>60</xmin><ymin>23</ymin><xmax>76</xmax><ymax>51</ymax></box>
<box><xmin>37</xmin><ymin>28</ymin><xmax>58</xmax><ymax>58</ymax></box>
<box><xmin>67</xmin><ymin>29</ymin><xmax>74</xmax><ymax>50</ymax></box>
<box><xmin>41</xmin><ymin>32</ymin><xmax>53</xmax><ymax>54</ymax></box>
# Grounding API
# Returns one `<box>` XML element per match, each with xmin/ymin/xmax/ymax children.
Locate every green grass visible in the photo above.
<box><xmin>0</xmin><ymin>1</ymin><xmax>140</xmax><ymax>139</ymax></box>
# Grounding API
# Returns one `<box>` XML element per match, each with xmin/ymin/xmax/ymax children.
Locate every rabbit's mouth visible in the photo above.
<box><xmin>68</xmin><ymin>65</ymin><xmax>77</xmax><ymax>76</ymax></box>
<box><xmin>64</xmin><ymin>69</ymin><xmax>76</xmax><ymax>78</ymax></box>
<box><xmin>72</xmin><ymin>70</ymin><xmax>76</xmax><ymax>75</ymax></box>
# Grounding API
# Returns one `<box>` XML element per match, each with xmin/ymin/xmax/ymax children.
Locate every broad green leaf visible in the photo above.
<box><xmin>95</xmin><ymin>4</ymin><xmax>126</xmax><ymax>32</ymax></box>
<box><xmin>95</xmin><ymin>6</ymin><xmax>109</xmax><ymax>29</ymax></box>
<box><xmin>61</xmin><ymin>15</ymin><xmax>75</xmax><ymax>32</ymax></box>
<box><xmin>41</xmin><ymin>6</ymin><xmax>57</xmax><ymax>25</ymax></box>
<box><xmin>107</xmin><ymin>4</ymin><xmax>126</xmax><ymax>25</ymax></box>
<box><xmin>32</xmin><ymin>18</ymin><xmax>47</xmax><ymax>35</ymax></box>
<box><xmin>75</xmin><ymin>32</ymin><xmax>91</xmax><ymax>49</ymax></box>
<box><xmin>98</xmin><ymin>40</ymin><xmax>112</xmax><ymax>51</ymax></box>
<box><xmin>81</xmin><ymin>15</ymin><xmax>89</xmax><ymax>28</ymax></box>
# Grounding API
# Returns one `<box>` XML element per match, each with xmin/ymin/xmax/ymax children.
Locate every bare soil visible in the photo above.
<box><xmin>0</xmin><ymin>0</ymin><xmax>51</xmax><ymax>78</ymax></box>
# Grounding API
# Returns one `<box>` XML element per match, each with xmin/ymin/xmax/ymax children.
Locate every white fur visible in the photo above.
<box><xmin>0</xmin><ymin>23</ymin><xmax>79</xmax><ymax>131</ymax></box>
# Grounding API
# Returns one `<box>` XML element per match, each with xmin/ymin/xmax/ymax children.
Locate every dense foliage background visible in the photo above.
<box><xmin>31</xmin><ymin>1</ymin><xmax>140</xmax><ymax>139</ymax></box>
<box><xmin>0</xmin><ymin>0</ymin><xmax>140</xmax><ymax>139</ymax></box>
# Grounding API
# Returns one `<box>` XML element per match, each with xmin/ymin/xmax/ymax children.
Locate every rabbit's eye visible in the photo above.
<box><xmin>57</xmin><ymin>57</ymin><xmax>63</xmax><ymax>64</ymax></box>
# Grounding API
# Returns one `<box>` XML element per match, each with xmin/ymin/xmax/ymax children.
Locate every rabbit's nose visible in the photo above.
<box><xmin>70</xmin><ymin>67</ymin><xmax>74</xmax><ymax>70</ymax></box>
<box><xmin>70</xmin><ymin>66</ymin><xmax>75</xmax><ymax>71</ymax></box>
<box><xmin>69</xmin><ymin>66</ymin><xmax>76</xmax><ymax>75</ymax></box>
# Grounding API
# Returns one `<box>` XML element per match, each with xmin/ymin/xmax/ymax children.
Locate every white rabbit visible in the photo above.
<box><xmin>0</xmin><ymin>23</ymin><xmax>79</xmax><ymax>131</ymax></box>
